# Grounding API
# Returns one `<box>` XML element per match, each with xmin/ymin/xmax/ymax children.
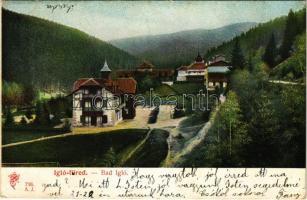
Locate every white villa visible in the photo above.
<box><xmin>70</xmin><ymin>61</ymin><xmax>137</xmax><ymax>127</ymax></box>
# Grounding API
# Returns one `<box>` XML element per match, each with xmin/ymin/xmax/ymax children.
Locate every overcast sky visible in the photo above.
<box><xmin>3</xmin><ymin>1</ymin><xmax>305</xmax><ymax>41</ymax></box>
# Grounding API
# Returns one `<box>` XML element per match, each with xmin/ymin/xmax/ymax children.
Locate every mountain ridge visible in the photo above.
<box><xmin>110</xmin><ymin>22</ymin><xmax>257</xmax><ymax>67</ymax></box>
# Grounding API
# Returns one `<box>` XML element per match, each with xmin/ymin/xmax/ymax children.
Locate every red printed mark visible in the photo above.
<box><xmin>25</xmin><ymin>182</ymin><xmax>35</xmax><ymax>191</ymax></box>
<box><xmin>8</xmin><ymin>172</ymin><xmax>20</xmax><ymax>190</ymax></box>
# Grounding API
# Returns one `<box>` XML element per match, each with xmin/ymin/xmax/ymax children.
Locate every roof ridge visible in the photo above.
<box><xmin>79</xmin><ymin>78</ymin><xmax>101</xmax><ymax>87</ymax></box>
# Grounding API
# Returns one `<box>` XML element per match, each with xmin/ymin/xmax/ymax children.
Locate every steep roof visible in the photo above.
<box><xmin>115</xmin><ymin>78</ymin><xmax>137</xmax><ymax>94</ymax></box>
<box><xmin>208</xmin><ymin>60</ymin><xmax>231</xmax><ymax>67</ymax></box>
<box><xmin>188</xmin><ymin>62</ymin><xmax>206</xmax><ymax>70</ymax></box>
<box><xmin>70</xmin><ymin>77</ymin><xmax>137</xmax><ymax>95</ymax></box>
<box><xmin>100</xmin><ymin>60</ymin><xmax>111</xmax><ymax>72</ymax></box>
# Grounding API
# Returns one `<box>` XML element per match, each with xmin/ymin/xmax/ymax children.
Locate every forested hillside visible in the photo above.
<box><xmin>2</xmin><ymin>9</ymin><xmax>140</xmax><ymax>90</ymax></box>
<box><xmin>204</xmin><ymin>9</ymin><xmax>306</xmax><ymax>61</ymax></box>
<box><xmin>178</xmin><ymin>8</ymin><xmax>306</xmax><ymax>168</ymax></box>
<box><xmin>110</xmin><ymin>22</ymin><xmax>256</xmax><ymax>68</ymax></box>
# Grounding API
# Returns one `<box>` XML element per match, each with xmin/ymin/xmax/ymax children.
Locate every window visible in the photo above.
<box><xmin>96</xmin><ymin>101</ymin><xmax>102</xmax><ymax>109</ymax></box>
<box><xmin>104</xmin><ymin>115</ymin><xmax>108</xmax><ymax>123</ymax></box>
<box><xmin>116</xmin><ymin>110</ymin><xmax>122</xmax><ymax>120</ymax></box>
<box><xmin>97</xmin><ymin>116</ymin><xmax>102</xmax><ymax>124</ymax></box>
<box><xmin>74</xmin><ymin>100</ymin><xmax>81</xmax><ymax>108</ymax></box>
<box><xmin>97</xmin><ymin>90</ymin><xmax>102</xmax><ymax>95</ymax></box>
<box><xmin>84</xmin><ymin>89</ymin><xmax>89</xmax><ymax>94</ymax></box>
<box><xmin>85</xmin><ymin>101</ymin><xmax>91</xmax><ymax>108</ymax></box>
<box><xmin>85</xmin><ymin>116</ymin><xmax>91</xmax><ymax>124</ymax></box>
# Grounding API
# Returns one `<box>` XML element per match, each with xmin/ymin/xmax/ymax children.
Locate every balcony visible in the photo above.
<box><xmin>83</xmin><ymin>107</ymin><xmax>104</xmax><ymax>112</ymax></box>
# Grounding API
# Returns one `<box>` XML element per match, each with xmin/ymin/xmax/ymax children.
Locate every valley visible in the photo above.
<box><xmin>2</xmin><ymin>6</ymin><xmax>306</xmax><ymax>168</ymax></box>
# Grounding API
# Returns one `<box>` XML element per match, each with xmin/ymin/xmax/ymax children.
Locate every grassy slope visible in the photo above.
<box><xmin>2</xmin><ymin>9</ymin><xmax>140</xmax><ymax>90</ymax></box>
<box><xmin>123</xmin><ymin>129</ymin><xmax>169</xmax><ymax>167</ymax></box>
<box><xmin>3</xmin><ymin>129</ymin><xmax>147</xmax><ymax>167</ymax></box>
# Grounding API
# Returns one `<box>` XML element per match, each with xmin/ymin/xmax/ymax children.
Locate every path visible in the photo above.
<box><xmin>164</xmin><ymin>104</ymin><xmax>221</xmax><ymax>167</ymax></box>
<box><xmin>2</xmin><ymin>132</ymin><xmax>73</xmax><ymax>148</ymax></box>
<box><xmin>268</xmin><ymin>80</ymin><xmax>304</xmax><ymax>85</ymax></box>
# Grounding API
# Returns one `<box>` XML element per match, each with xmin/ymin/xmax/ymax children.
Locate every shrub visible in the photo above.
<box><xmin>20</xmin><ymin>116</ymin><xmax>27</xmax><ymax>125</ymax></box>
<box><xmin>25</xmin><ymin>109</ymin><xmax>33</xmax><ymax>119</ymax></box>
<box><xmin>148</xmin><ymin>107</ymin><xmax>159</xmax><ymax>124</ymax></box>
<box><xmin>172</xmin><ymin>105</ymin><xmax>185</xmax><ymax>119</ymax></box>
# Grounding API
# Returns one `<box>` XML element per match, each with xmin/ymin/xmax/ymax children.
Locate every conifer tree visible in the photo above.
<box><xmin>280</xmin><ymin>9</ymin><xmax>299</xmax><ymax>60</ymax></box>
<box><xmin>247</xmin><ymin>54</ymin><xmax>253</xmax><ymax>72</ymax></box>
<box><xmin>263</xmin><ymin>33</ymin><xmax>277</xmax><ymax>68</ymax></box>
<box><xmin>231</xmin><ymin>38</ymin><xmax>245</xmax><ymax>70</ymax></box>
<box><xmin>20</xmin><ymin>116</ymin><xmax>27</xmax><ymax>125</ymax></box>
<box><xmin>103</xmin><ymin>147</ymin><xmax>116</xmax><ymax>167</ymax></box>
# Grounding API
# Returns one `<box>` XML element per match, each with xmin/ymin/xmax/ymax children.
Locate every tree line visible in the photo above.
<box><xmin>231</xmin><ymin>9</ymin><xmax>306</xmax><ymax>70</ymax></box>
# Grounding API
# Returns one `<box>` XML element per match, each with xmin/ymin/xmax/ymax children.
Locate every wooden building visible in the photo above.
<box><xmin>69</xmin><ymin>60</ymin><xmax>137</xmax><ymax>127</ymax></box>
<box><xmin>176</xmin><ymin>53</ymin><xmax>231</xmax><ymax>89</ymax></box>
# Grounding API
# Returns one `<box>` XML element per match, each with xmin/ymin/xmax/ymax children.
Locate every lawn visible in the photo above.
<box><xmin>171</xmin><ymin>82</ymin><xmax>205</xmax><ymax>94</ymax></box>
<box><xmin>2</xmin><ymin>129</ymin><xmax>149</xmax><ymax>167</ymax></box>
<box><xmin>2</xmin><ymin>130</ymin><xmax>67</xmax><ymax>145</ymax></box>
<box><xmin>153</xmin><ymin>84</ymin><xmax>177</xmax><ymax>96</ymax></box>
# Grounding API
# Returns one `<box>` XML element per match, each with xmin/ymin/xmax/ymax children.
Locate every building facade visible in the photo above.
<box><xmin>176</xmin><ymin>53</ymin><xmax>231</xmax><ymax>89</ymax></box>
<box><xmin>70</xmin><ymin>61</ymin><xmax>137</xmax><ymax>127</ymax></box>
<box><xmin>116</xmin><ymin>60</ymin><xmax>175</xmax><ymax>82</ymax></box>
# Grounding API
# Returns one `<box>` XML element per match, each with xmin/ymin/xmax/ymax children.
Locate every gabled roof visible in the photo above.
<box><xmin>177</xmin><ymin>62</ymin><xmax>206</xmax><ymax>71</ymax></box>
<box><xmin>115</xmin><ymin>78</ymin><xmax>137</xmax><ymax>94</ymax></box>
<box><xmin>188</xmin><ymin>62</ymin><xmax>206</xmax><ymax>70</ymax></box>
<box><xmin>69</xmin><ymin>77</ymin><xmax>137</xmax><ymax>96</ymax></box>
<box><xmin>208</xmin><ymin>60</ymin><xmax>231</xmax><ymax>67</ymax></box>
<box><xmin>80</xmin><ymin>78</ymin><xmax>101</xmax><ymax>87</ymax></box>
<box><xmin>177</xmin><ymin>65</ymin><xmax>188</xmax><ymax>71</ymax></box>
<box><xmin>100</xmin><ymin>60</ymin><xmax>111</xmax><ymax>72</ymax></box>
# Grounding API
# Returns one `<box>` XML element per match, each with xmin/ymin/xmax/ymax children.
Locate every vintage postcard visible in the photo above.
<box><xmin>1</xmin><ymin>1</ymin><xmax>306</xmax><ymax>199</ymax></box>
